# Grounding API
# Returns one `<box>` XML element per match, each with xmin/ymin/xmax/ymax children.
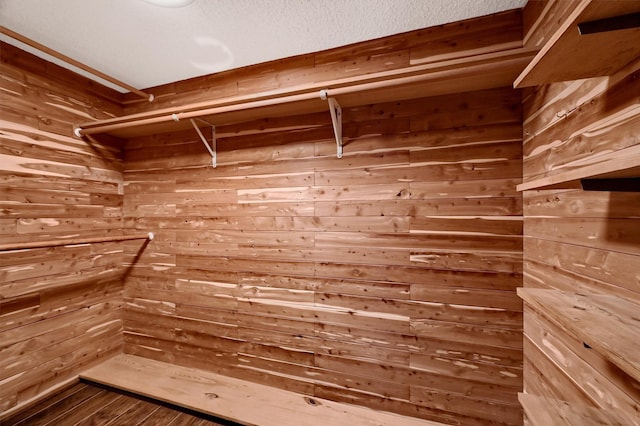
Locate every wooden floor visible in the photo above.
<box><xmin>2</xmin><ymin>381</ymin><xmax>240</xmax><ymax>426</ymax></box>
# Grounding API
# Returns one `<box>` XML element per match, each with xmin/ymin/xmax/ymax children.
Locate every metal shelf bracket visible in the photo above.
<box><xmin>320</xmin><ymin>89</ymin><xmax>343</xmax><ymax>159</ymax></box>
<box><xmin>189</xmin><ymin>118</ymin><xmax>217</xmax><ymax>168</ymax></box>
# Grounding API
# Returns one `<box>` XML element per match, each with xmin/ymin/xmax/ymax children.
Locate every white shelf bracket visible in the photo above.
<box><xmin>189</xmin><ymin>118</ymin><xmax>216</xmax><ymax>168</ymax></box>
<box><xmin>320</xmin><ymin>90</ymin><xmax>343</xmax><ymax>159</ymax></box>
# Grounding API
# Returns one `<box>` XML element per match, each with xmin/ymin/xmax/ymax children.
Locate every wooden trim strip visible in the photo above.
<box><xmin>522</xmin><ymin>0</ymin><xmax>556</xmax><ymax>47</ymax></box>
<box><xmin>0</xmin><ymin>25</ymin><xmax>153</xmax><ymax>101</ymax></box>
<box><xmin>0</xmin><ymin>232</ymin><xmax>154</xmax><ymax>252</ymax></box>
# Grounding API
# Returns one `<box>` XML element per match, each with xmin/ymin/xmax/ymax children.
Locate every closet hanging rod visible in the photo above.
<box><xmin>0</xmin><ymin>26</ymin><xmax>154</xmax><ymax>102</ymax></box>
<box><xmin>0</xmin><ymin>232</ymin><xmax>154</xmax><ymax>252</ymax></box>
<box><xmin>74</xmin><ymin>47</ymin><xmax>535</xmax><ymax>137</ymax></box>
<box><xmin>77</xmin><ymin>90</ymin><xmax>322</xmax><ymax>136</ymax></box>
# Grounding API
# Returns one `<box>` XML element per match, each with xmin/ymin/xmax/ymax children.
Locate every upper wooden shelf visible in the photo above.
<box><xmin>515</xmin><ymin>0</ymin><xmax>640</xmax><ymax>88</ymax></box>
<box><xmin>517</xmin><ymin>288</ymin><xmax>640</xmax><ymax>383</ymax></box>
<box><xmin>517</xmin><ymin>143</ymin><xmax>640</xmax><ymax>191</ymax></box>
<box><xmin>76</xmin><ymin>48</ymin><xmax>534</xmax><ymax>139</ymax></box>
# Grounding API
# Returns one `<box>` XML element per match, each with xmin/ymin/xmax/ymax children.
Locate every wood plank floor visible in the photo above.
<box><xmin>2</xmin><ymin>381</ymin><xmax>241</xmax><ymax>426</ymax></box>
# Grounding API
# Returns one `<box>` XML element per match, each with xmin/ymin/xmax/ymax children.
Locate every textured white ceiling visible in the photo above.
<box><xmin>0</xmin><ymin>0</ymin><xmax>526</xmax><ymax>92</ymax></box>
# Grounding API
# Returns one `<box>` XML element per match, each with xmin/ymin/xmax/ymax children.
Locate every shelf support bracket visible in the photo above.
<box><xmin>189</xmin><ymin>118</ymin><xmax>216</xmax><ymax>168</ymax></box>
<box><xmin>320</xmin><ymin>89</ymin><xmax>343</xmax><ymax>159</ymax></box>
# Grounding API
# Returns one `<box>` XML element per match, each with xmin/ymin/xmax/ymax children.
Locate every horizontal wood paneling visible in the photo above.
<box><xmin>122</xmin><ymin>85</ymin><xmax>523</xmax><ymax>425</ymax></box>
<box><xmin>522</xmin><ymin>63</ymin><xmax>640</xmax><ymax>298</ymax></box>
<box><xmin>5</xmin><ymin>10</ymin><xmax>529</xmax><ymax>425</ymax></box>
<box><xmin>520</xmin><ymin>3</ymin><xmax>640</xmax><ymax>423</ymax></box>
<box><xmin>522</xmin><ymin>65</ymin><xmax>640</xmax><ymax>183</ymax></box>
<box><xmin>0</xmin><ymin>43</ymin><xmax>127</xmax><ymax>416</ymax></box>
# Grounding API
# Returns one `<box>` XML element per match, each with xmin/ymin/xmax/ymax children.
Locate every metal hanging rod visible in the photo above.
<box><xmin>0</xmin><ymin>25</ymin><xmax>154</xmax><ymax>102</ymax></box>
<box><xmin>0</xmin><ymin>232</ymin><xmax>154</xmax><ymax>252</ymax></box>
<box><xmin>76</xmin><ymin>90</ymin><xmax>323</xmax><ymax>136</ymax></box>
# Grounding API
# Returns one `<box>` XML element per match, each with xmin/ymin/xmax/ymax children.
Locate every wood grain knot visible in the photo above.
<box><xmin>205</xmin><ymin>392</ymin><xmax>219</xmax><ymax>399</ymax></box>
<box><xmin>304</xmin><ymin>397</ymin><xmax>320</xmax><ymax>406</ymax></box>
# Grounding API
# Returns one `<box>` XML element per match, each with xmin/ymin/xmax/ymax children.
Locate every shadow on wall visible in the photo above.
<box><xmin>122</xmin><ymin>238</ymin><xmax>153</xmax><ymax>283</ymax></box>
<box><xmin>603</xmin><ymin>186</ymin><xmax>640</xmax><ymax>251</ymax></box>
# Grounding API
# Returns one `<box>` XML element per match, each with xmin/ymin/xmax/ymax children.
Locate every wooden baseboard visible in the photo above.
<box><xmin>80</xmin><ymin>354</ymin><xmax>446</xmax><ymax>426</ymax></box>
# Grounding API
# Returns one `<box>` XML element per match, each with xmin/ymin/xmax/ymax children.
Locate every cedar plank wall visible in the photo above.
<box><xmin>122</xmin><ymin>11</ymin><xmax>525</xmax><ymax>426</ymax></box>
<box><xmin>520</xmin><ymin>0</ymin><xmax>640</xmax><ymax>420</ymax></box>
<box><xmin>0</xmin><ymin>43</ymin><xmax>130</xmax><ymax>414</ymax></box>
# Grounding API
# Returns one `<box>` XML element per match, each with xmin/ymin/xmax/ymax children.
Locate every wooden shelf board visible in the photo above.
<box><xmin>518</xmin><ymin>393</ymin><xmax>631</xmax><ymax>425</ymax></box>
<box><xmin>515</xmin><ymin>0</ymin><xmax>640</xmax><ymax>88</ymax></box>
<box><xmin>517</xmin><ymin>143</ymin><xmax>640</xmax><ymax>191</ymax></box>
<box><xmin>77</xmin><ymin>48</ymin><xmax>534</xmax><ymax>139</ymax></box>
<box><xmin>517</xmin><ymin>288</ymin><xmax>640</xmax><ymax>383</ymax></box>
<box><xmin>80</xmin><ymin>354</ymin><xmax>445</xmax><ymax>426</ymax></box>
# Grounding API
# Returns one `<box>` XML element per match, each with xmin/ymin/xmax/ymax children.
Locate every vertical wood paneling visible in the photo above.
<box><xmin>0</xmin><ymin>43</ymin><xmax>127</xmax><ymax>415</ymax></box>
<box><xmin>122</xmin><ymin>85</ymin><xmax>524</xmax><ymax>425</ymax></box>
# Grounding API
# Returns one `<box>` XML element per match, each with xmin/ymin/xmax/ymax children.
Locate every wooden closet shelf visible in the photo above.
<box><xmin>75</xmin><ymin>47</ymin><xmax>534</xmax><ymax>139</ymax></box>
<box><xmin>515</xmin><ymin>0</ymin><xmax>640</xmax><ymax>88</ymax></box>
<box><xmin>518</xmin><ymin>393</ymin><xmax>632</xmax><ymax>426</ymax></box>
<box><xmin>517</xmin><ymin>143</ymin><xmax>640</xmax><ymax>191</ymax></box>
<box><xmin>80</xmin><ymin>354</ymin><xmax>445</xmax><ymax>426</ymax></box>
<box><xmin>517</xmin><ymin>288</ymin><xmax>640</xmax><ymax>383</ymax></box>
